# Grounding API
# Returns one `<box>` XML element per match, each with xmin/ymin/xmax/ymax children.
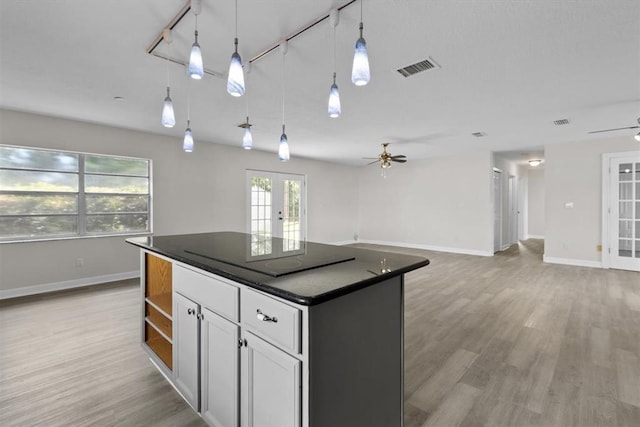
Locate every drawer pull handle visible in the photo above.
<box><xmin>187</xmin><ymin>308</ymin><xmax>195</xmax><ymax>315</ymax></box>
<box><xmin>256</xmin><ymin>309</ymin><xmax>278</xmax><ymax>323</ymax></box>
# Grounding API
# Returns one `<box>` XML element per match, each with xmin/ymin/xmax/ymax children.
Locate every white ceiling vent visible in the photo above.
<box><xmin>553</xmin><ymin>119</ymin><xmax>570</xmax><ymax>126</ymax></box>
<box><xmin>397</xmin><ymin>57</ymin><xmax>440</xmax><ymax>77</ymax></box>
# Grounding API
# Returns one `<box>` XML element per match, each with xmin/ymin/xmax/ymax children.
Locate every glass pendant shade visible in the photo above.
<box><xmin>162</xmin><ymin>87</ymin><xmax>176</xmax><ymax>127</ymax></box>
<box><xmin>227</xmin><ymin>40</ymin><xmax>245</xmax><ymax>97</ymax></box>
<box><xmin>242</xmin><ymin>127</ymin><xmax>253</xmax><ymax>149</ymax></box>
<box><xmin>351</xmin><ymin>23</ymin><xmax>370</xmax><ymax>86</ymax></box>
<box><xmin>328</xmin><ymin>81</ymin><xmax>341</xmax><ymax>118</ymax></box>
<box><xmin>183</xmin><ymin>124</ymin><xmax>194</xmax><ymax>152</ymax></box>
<box><xmin>278</xmin><ymin>129</ymin><xmax>290</xmax><ymax>162</ymax></box>
<box><xmin>635</xmin><ymin>131</ymin><xmax>640</xmax><ymax>142</ymax></box>
<box><xmin>189</xmin><ymin>32</ymin><xmax>204</xmax><ymax>80</ymax></box>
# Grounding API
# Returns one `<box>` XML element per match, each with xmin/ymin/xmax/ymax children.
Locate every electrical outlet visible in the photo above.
<box><xmin>76</xmin><ymin>258</ymin><xmax>84</xmax><ymax>268</ymax></box>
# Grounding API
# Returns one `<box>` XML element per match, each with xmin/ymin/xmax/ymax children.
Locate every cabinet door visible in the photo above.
<box><xmin>241</xmin><ymin>332</ymin><xmax>301</xmax><ymax>427</ymax></box>
<box><xmin>174</xmin><ymin>292</ymin><xmax>200</xmax><ymax>410</ymax></box>
<box><xmin>201</xmin><ymin>308</ymin><xmax>240</xmax><ymax>427</ymax></box>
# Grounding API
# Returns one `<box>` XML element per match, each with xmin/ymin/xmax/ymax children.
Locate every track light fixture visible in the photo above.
<box><xmin>188</xmin><ymin>0</ymin><xmax>204</xmax><ymax>80</ymax></box>
<box><xmin>328</xmin><ymin>9</ymin><xmax>341</xmax><ymax>118</ymax></box>
<box><xmin>351</xmin><ymin>0</ymin><xmax>370</xmax><ymax>86</ymax></box>
<box><xmin>227</xmin><ymin>0</ymin><xmax>245</xmax><ymax>96</ymax></box>
<box><xmin>279</xmin><ymin>41</ymin><xmax>290</xmax><ymax>161</ymax></box>
<box><xmin>161</xmin><ymin>29</ymin><xmax>175</xmax><ymax>128</ymax></box>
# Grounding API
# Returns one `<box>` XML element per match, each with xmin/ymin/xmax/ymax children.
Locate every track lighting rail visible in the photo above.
<box><xmin>145</xmin><ymin>0</ymin><xmax>357</xmax><ymax>77</ymax></box>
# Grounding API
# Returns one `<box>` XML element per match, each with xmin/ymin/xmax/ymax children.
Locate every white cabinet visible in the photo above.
<box><xmin>201</xmin><ymin>307</ymin><xmax>240</xmax><ymax>427</ymax></box>
<box><xmin>241</xmin><ymin>332</ymin><xmax>301</xmax><ymax>427</ymax></box>
<box><xmin>173</xmin><ymin>292</ymin><xmax>200</xmax><ymax>410</ymax></box>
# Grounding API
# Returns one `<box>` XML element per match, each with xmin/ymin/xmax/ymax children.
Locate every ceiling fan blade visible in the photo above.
<box><xmin>391</xmin><ymin>158</ymin><xmax>407</xmax><ymax>163</ymax></box>
<box><xmin>390</xmin><ymin>155</ymin><xmax>407</xmax><ymax>159</ymax></box>
<box><xmin>588</xmin><ymin>125</ymin><xmax>640</xmax><ymax>134</ymax></box>
<box><xmin>367</xmin><ymin>160</ymin><xmax>380</xmax><ymax>165</ymax></box>
<box><xmin>362</xmin><ymin>157</ymin><xmax>380</xmax><ymax>160</ymax></box>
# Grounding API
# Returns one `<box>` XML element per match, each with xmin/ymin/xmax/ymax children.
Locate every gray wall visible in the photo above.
<box><xmin>527</xmin><ymin>168</ymin><xmax>545</xmax><ymax>238</ymax></box>
<box><xmin>0</xmin><ymin>110</ymin><xmax>360</xmax><ymax>295</ymax></box>
<box><xmin>544</xmin><ymin>135</ymin><xmax>638</xmax><ymax>264</ymax></box>
<box><xmin>356</xmin><ymin>151</ymin><xmax>494</xmax><ymax>256</ymax></box>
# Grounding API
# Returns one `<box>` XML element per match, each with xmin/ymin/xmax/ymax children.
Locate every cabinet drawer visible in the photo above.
<box><xmin>241</xmin><ymin>289</ymin><xmax>301</xmax><ymax>355</ymax></box>
<box><xmin>174</xmin><ymin>265</ymin><xmax>239</xmax><ymax>321</ymax></box>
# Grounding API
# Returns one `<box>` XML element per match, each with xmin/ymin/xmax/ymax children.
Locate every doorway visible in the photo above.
<box><xmin>602</xmin><ymin>152</ymin><xmax>640</xmax><ymax>271</ymax></box>
<box><xmin>246</xmin><ymin>170</ymin><xmax>306</xmax><ymax>250</ymax></box>
<box><xmin>493</xmin><ymin>169</ymin><xmax>502</xmax><ymax>253</ymax></box>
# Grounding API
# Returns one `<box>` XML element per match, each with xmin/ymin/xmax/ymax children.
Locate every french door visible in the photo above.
<box><xmin>246</xmin><ymin>170</ymin><xmax>306</xmax><ymax>255</ymax></box>
<box><xmin>604</xmin><ymin>153</ymin><xmax>640</xmax><ymax>271</ymax></box>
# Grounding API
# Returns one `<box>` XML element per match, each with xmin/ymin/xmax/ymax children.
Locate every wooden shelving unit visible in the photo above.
<box><xmin>144</xmin><ymin>253</ymin><xmax>173</xmax><ymax>371</ymax></box>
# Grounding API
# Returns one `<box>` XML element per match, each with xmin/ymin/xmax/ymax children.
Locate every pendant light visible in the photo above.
<box><xmin>227</xmin><ymin>0</ymin><xmax>245</xmax><ymax>96</ymax></box>
<box><xmin>188</xmin><ymin>0</ymin><xmax>204</xmax><ymax>80</ymax></box>
<box><xmin>183</xmin><ymin>83</ymin><xmax>194</xmax><ymax>152</ymax></box>
<box><xmin>328</xmin><ymin>9</ymin><xmax>341</xmax><ymax>118</ymax></box>
<box><xmin>161</xmin><ymin>29</ymin><xmax>176</xmax><ymax>128</ymax></box>
<box><xmin>635</xmin><ymin>132</ymin><xmax>640</xmax><ymax>142</ymax></box>
<box><xmin>238</xmin><ymin>65</ymin><xmax>253</xmax><ymax>149</ymax></box>
<box><xmin>351</xmin><ymin>0</ymin><xmax>370</xmax><ymax>86</ymax></box>
<box><xmin>279</xmin><ymin>41</ymin><xmax>290</xmax><ymax>162</ymax></box>
<box><xmin>183</xmin><ymin>121</ymin><xmax>194</xmax><ymax>152</ymax></box>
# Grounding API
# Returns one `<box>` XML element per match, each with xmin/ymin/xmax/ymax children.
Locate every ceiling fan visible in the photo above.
<box><xmin>588</xmin><ymin>117</ymin><xmax>640</xmax><ymax>139</ymax></box>
<box><xmin>363</xmin><ymin>143</ymin><xmax>407</xmax><ymax>176</ymax></box>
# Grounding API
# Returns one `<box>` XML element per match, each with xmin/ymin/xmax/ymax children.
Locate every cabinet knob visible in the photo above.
<box><xmin>256</xmin><ymin>309</ymin><xmax>278</xmax><ymax>323</ymax></box>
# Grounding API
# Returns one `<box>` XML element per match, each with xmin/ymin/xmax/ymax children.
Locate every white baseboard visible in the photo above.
<box><xmin>329</xmin><ymin>240</ymin><xmax>357</xmax><ymax>246</ymax></box>
<box><xmin>527</xmin><ymin>235</ymin><xmax>544</xmax><ymax>239</ymax></box>
<box><xmin>543</xmin><ymin>256</ymin><xmax>602</xmax><ymax>269</ymax></box>
<box><xmin>356</xmin><ymin>239</ymin><xmax>493</xmax><ymax>257</ymax></box>
<box><xmin>0</xmin><ymin>271</ymin><xmax>140</xmax><ymax>300</ymax></box>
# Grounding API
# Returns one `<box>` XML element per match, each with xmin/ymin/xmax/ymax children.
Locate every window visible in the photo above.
<box><xmin>0</xmin><ymin>145</ymin><xmax>151</xmax><ymax>242</ymax></box>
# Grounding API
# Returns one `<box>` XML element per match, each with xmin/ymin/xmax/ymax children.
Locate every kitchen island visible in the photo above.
<box><xmin>127</xmin><ymin>232</ymin><xmax>429</xmax><ymax>427</ymax></box>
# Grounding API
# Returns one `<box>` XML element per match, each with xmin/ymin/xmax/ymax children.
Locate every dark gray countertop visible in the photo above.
<box><xmin>127</xmin><ymin>232</ymin><xmax>429</xmax><ymax>306</ymax></box>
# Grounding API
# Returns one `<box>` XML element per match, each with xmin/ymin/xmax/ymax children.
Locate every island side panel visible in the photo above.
<box><xmin>308</xmin><ymin>275</ymin><xmax>403</xmax><ymax>427</ymax></box>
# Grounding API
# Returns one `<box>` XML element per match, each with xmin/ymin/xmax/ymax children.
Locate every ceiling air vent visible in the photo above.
<box><xmin>553</xmin><ymin>119</ymin><xmax>570</xmax><ymax>126</ymax></box>
<box><xmin>397</xmin><ymin>57</ymin><xmax>440</xmax><ymax>78</ymax></box>
<box><xmin>471</xmin><ymin>132</ymin><xmax>486</xmax><ymax>137</ymax></box>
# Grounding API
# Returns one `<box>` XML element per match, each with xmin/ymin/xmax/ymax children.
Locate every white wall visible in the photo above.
<box><xmin>0</xmin><ymin>110</ymin><xmax>360</xmax><ymax>295</ymax></box>
<box><xmin>544</xmin><ymin>135</ymin><xmax>639</xmax><ymax>266</ymax></box>
<box><xmin>527</xmin><ymin>168</ymin><xmax>545</xmax><ymax>238</ymax></box>
<box><xmin>356</xmin><ymin>151</ymin><xmax>493</xmax><ymax>256</ymax></box>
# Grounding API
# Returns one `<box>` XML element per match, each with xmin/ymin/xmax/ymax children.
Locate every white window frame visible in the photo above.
<box><xmin>0</xmin><ymin>145</ymin><xmax>153</xmax><ymax>243</ymax></box>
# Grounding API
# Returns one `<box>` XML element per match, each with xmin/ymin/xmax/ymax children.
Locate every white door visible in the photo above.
<box><xmin>246</xmin><ymin>170</ymin><xmax>306</xmax><ymax>253</ymax></box>
<box><xmin>173</xmin><ymin>292</ymin><xmax>200</xmax><ymax>410</ymax></box>
<box><xmin>241</xmin><ymin>332</ymin><xmax>301</xmax><ymax>427</ymax></box>
<box><xmin>508</xmin><ymin>175</ymin><xmax>518</xmax><ymax>244</ymax></box>
<box><xmin>493</xmin><ymin>170</ymin><xmax>502</xmax><ymax>253</ymax></box>
<box><xmin>201</xmin><ymin>307</ymin><xmax>240</xmax><ymax>427</ymax></box>
<box><xmin>607</xmin><ymin>155</ymin><xmax>640</xmax><ymax>271</ymax></box>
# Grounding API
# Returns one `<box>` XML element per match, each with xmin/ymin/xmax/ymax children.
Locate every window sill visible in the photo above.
<box><xmin>0</xmin><ymin>232</ymin><xmax>152</xmax><ymax>245</ymax></box>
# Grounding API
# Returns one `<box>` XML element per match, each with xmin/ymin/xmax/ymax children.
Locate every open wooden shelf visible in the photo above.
<box><xmin>146</xmin><ymin>293</ymin><xmax>172</xmax><ymax>318</ymax></box>
<box><xmin>145</xmin><ymin>253</ymin><xmax>172</xmax><ymax>316</ymax></box>
<box><xmin>144</xmin><ymin>253</ymin><xmax>173</xmax><ymax>371</ymax></box>
<box><xmin>145</xmin><ymin>303</ymin><xmax>172</xmax><ymax>340</ymax></box>
<box><xmin>146</xmin><ymin>323</ymin><xmax>172</xmax><ymax>370</ymax></box>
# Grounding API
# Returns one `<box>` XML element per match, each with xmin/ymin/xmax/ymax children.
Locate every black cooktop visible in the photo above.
<box><xmin>158</xmin><ymin>232</ymin><xmax>355</xmax><ymax>277</ymax></box>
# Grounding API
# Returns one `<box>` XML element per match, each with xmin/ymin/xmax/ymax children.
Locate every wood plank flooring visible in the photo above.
<box><xmin>1</xmin><ymin>239</ymin><xmax>639</xmax><ymax>426</ymax></box>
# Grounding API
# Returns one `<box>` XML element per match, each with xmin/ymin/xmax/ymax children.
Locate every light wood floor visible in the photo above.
<box><xmin>1</xmin><ymin>240</ymin><xmax>639</xmax><ymax>426</ymax></box>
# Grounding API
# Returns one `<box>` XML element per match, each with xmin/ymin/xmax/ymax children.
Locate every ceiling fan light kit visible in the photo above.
<box><xmin>528</xmin><ymin>159</ymin><xmax>542</xmax><ymax>167</ymax></box>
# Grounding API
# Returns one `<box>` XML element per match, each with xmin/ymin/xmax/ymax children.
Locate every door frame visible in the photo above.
<box><xmin>601</xmin><ymin>151</ymin><xmax>640</xmax><ymax>269</ymax></box>
<box><xmin>245</xmin><ymin>169</ymin><xmax>307</xmax><ymax>241</ymax></box>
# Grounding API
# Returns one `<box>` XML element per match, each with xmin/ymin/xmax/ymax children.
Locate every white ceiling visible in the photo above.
<box><xmin>1</xmin><ymin>0</ymin><xmax>639</xmax><ymax>165</ymax></box>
